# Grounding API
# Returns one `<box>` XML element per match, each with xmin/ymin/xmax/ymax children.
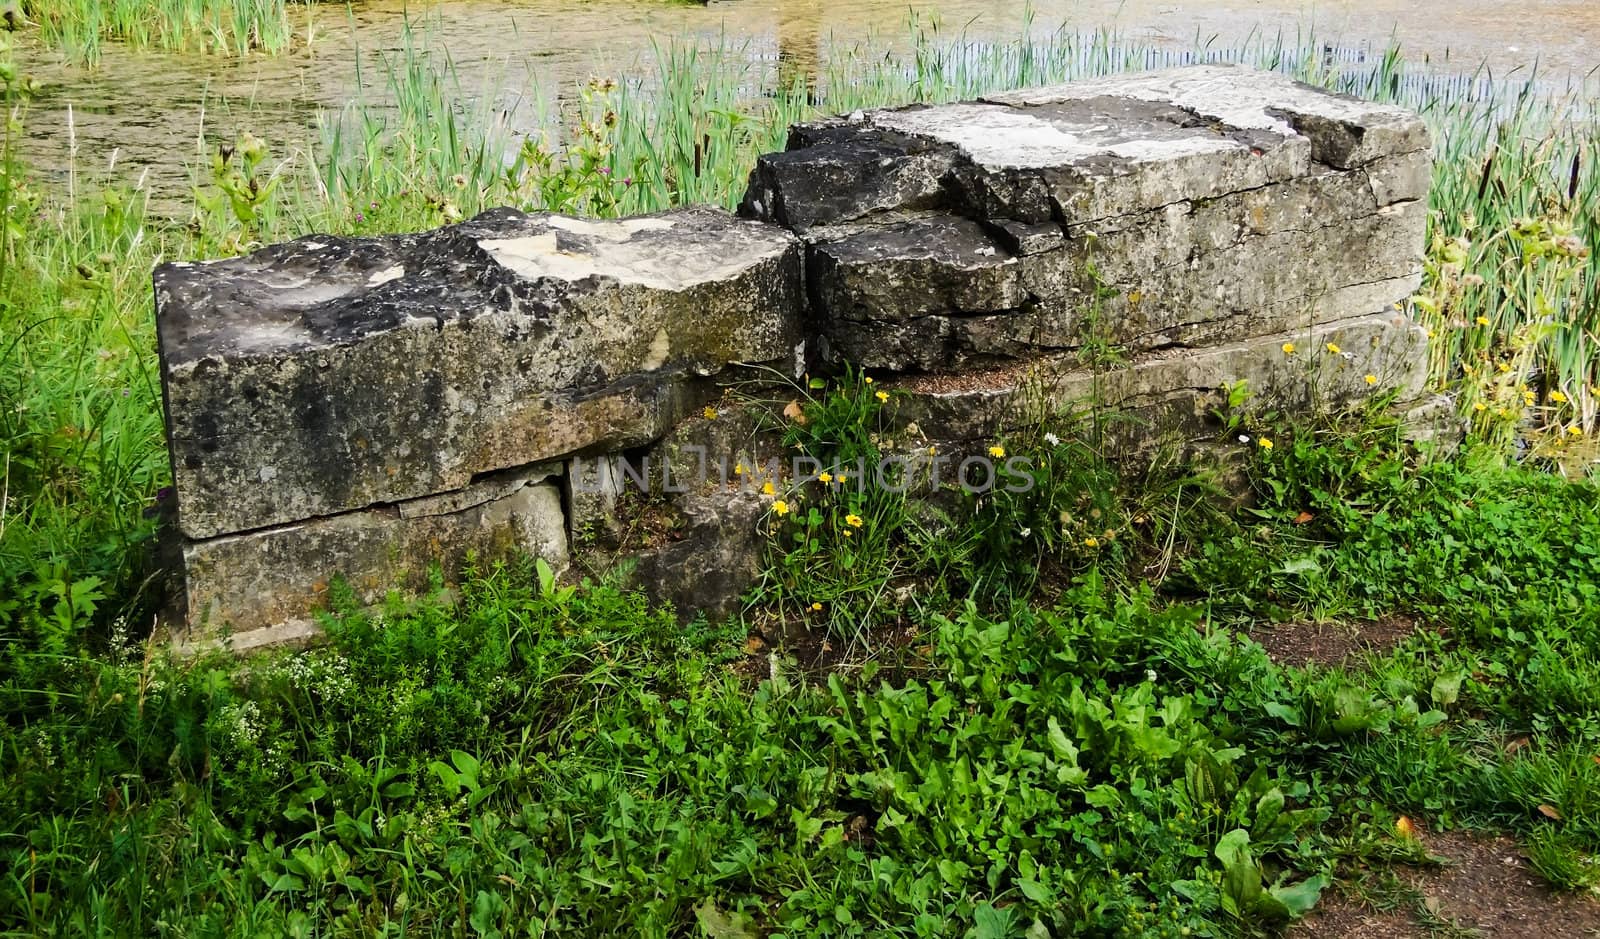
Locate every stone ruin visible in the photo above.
<box><xmin>153</xmin><ymin>65</ymin><xmax>1446</xmax><ymax>649</ymax></box>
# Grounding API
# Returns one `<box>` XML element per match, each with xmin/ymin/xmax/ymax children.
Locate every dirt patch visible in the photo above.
<box><xmin>1294</xmin><ymin>829</ymin><xmax>1600</xmax><ymax>938</ymax></box>
<box><xmin>1403</xmin><ymin>830</ymin><xmax>1600</xmax><ymax>938</ymax></box>
<box><xmin>1246</xmin><ymin>614</ymin><xmax>1422</xmax><ymax>668</ymax></box>
<box><xmin>731</xmin><ymin>603</ymin><xmax>933</xmax><ymax>690</ymax></box>
<box><xmin>1292</xmin><ymin>892</ymin><xmax>1424</xmax><ymax>939</ymax></box>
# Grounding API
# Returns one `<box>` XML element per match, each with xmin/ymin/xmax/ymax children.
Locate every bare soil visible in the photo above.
<box><xmin>1246</xmin><ymin>614</ymin><xmax>1423</xmax><ymax>668</ymax></box>
<box><xmin>1294</xmin><ymin>829</ymin><xmax>1600</xmax><ymax>938</ymax></box>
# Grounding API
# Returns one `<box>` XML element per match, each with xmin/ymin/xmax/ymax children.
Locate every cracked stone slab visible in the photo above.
<box><xmin>155</xmin><ymin>205</ymin><xmax>802</xmax><ymax>539</ymax></box>
<box><xmin>742</xmin><ymin>65</ymin><xmax>1430</xmax><ymax>372</ymax></box>
<box><xmin>744</xmin><ymin>65</ymin><xmax>1427</xmax><ymax>235</ymax></box>
<box><xmin>983</xmin><ymin>65</ymin><xmax>1430</xmax><ymax>169</ymax></box>
<box><xmin>172</xmin><ymin>464</ymin><xmax>568</xmax><ymax>642</ymax></box>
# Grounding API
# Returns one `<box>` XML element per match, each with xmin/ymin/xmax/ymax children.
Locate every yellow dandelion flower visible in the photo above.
<box><xmin>863</xmin><ymin>376</ymin><xmax>874</xmax><ymax>385</ymax></box>
<box><xmin>733</xmin><ymin>463</ymin><xmax>745</xmax><ymax>476</ymax></box>
<box><xmin>1497</xmin><ymin>362</ymin><xmax>1511</xmax><ymax>374</ymax></box>
<box><xmin>1364</xmin><ymin>374</ymin><xmax>1378</xmax><ymax>385</ymax></box>
<box><xmin>1569</xmin><ymin>426</ymin><xmax>1584</xmax><ymax>437</ymax></box>
<box><xmin>811</xmin><ymin>601</ymin><xmax>823</xmax><ymax>611</ymax></box>
<box><xmin>1281</xmin><ymin>342</ymin><xmax>1296</xmax><ymax>355</ymax></box>
<box><xmin>1476</xmin><ymin>316</ymin><xmax>1491</xmax><ymax>326</ymax></box>
<box><xmin>703</xmin><ymin>405</ymin><xmax>719</xmax><ymax>420</ymax></box>
<box><xmin>1474</xmin><ymin>401</ymin><xmax>1488</xmax><ymax>412</ymax></box>
<box><xmin>875</xmin><ymin>390</ymin><xmax>890</xmax><ymax>403</ymax></box>
<box><xmin>844</xmin><ymin>514</ymin><xmax>864</xmax><ymax>528</ymax></box>
<box><xmin>1550</xmin><ymin>390</ymin><xmax>1568</xmax><ymax>404</ymax></box>
<box><xmin>835</xmin><ymin>471</ymin><xmax>847</xmax><ymax>483</ymax></box>
<box><xmin>761</xmin><ymin>481</ymin><xmax>775</xmax><ymax>496</ymax></box>
<box><xmin>842</xmin><ymin>529</ymin><xmax>853</xmax><ymax>538</ymax></box>
<box><xmin>1084</xmin><ymin>537</ymin><xmax>1099</xmax><ymax>548</ymax></box>
<box><xmin>818</xmin><ymin>471</ymin><xmax>833</xmax><ymax>484</ymax></box>
<box><xmin>1259</xmin><ymin>437</ymin><xmax>1274</xmax><ymax>450</ymax></box>
<box><xmin>988</xmin><ymin>445</ymin><xmax>1006</xmax><ymax>458</ymax></box>
<box><xmin>772</xmin><ymin>500</ymin><xmax>790</xmax><ymax>516</ymax></box>
<box><xmin>1325</xmin><ymin>342</ymin><xmax>1342</xmax><ymax>354</ymax></box>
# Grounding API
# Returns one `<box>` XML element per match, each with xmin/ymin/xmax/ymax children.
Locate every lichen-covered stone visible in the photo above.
<box><xmin>156</xmin><ymin>206</ymin><xmax>802</xmax><ymax>539</ymax></box>
<box><xmin>174</xmin><ymin>463</ymin><xmax>567</xmax><ymax>646</ymax></box>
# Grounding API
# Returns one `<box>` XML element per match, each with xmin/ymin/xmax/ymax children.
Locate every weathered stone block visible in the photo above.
<box><xmin>174</xmin><ymin>464</ymin><xmax>567</xmax><ymax>648</ymax></box>
<box><xmin>809</xmin><ymin>216</ymin><xmax>1026</xmax><ymax>323</ymax></box>
<box><xmin>742</xmin><ymin>64</ymin><xmax>1429</xmax><ymax>372</ymax></box>
<box><xmin>156</xmin><ymin>206</ymin><xmax>802</xmax><ymax>539</ymax></box>
<box><xmin>894</xmin><ymin>311</ymin><xmax>1430</xmax><ymax>442</ymax></box>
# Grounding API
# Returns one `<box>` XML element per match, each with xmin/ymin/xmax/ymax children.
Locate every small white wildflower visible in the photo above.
<box><xmin>1237</xmin><ymin>434</ymin><xmax>1250</xmax><ymax>443</ymax></box>
<box><xmin>1020</xmin><ymin>527</ymin><xmax>1032</xmax><ymax>538</ymax></box>
<box><xmin>1043</xmin><ymin>432</ymin><xmax>1061</xmax><ymax>446</ymax></box>
<box><xmin>1146</xmin><ymin>668</ymin><xmax>1158</xmax><ymax>683</ymax></box>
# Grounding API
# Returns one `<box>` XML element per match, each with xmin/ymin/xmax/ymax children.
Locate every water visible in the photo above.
<box><xmin>15</xmin><ymin>0</ymin><xmax>1600</xmax><ymax>211</ymax></box>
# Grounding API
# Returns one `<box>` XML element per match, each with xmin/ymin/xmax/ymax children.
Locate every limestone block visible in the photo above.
<box><xmin>174</xmin><ymin>463</ymin><xmax>567</xmax><ymax>644</ymax></box>
<box><xmin>155</xmin><ymin>205</ymin><xmax>802</xmax><ymax>539</ymax></box>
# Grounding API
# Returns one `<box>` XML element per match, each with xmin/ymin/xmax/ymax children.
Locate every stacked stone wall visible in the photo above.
<box><xmin>153</xmin><ymin>65</ymin><xmax>1446</xmax><ymax>648</ymax></box>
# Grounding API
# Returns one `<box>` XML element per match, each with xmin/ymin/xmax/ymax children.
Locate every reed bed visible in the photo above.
<box><xmin>22</xmin><ymin>0</ymin><xmax>305</xmax><ymax>64</ymax></box>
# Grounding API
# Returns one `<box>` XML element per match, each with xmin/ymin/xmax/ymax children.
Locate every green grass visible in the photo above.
<box><xmin>5</xmin><ymin>410</ymin><xmax>1600</xmax><ymax>936</ymax></box>
<box><xmin>2</xmin><ymin>19</ymin><xmax>1600</xmax><ymax>938</ymax></box>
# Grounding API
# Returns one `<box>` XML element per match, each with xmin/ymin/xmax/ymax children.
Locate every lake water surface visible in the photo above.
<box><xmin>15</xmin><ymin>0</ymin><xmax>1599</xmax><ymax>207</ymax></box>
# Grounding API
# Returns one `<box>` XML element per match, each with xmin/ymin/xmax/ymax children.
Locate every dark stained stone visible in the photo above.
<box><xmin>156</xmin><ymin>205</ymin><xmax>803</xmax><ymax>539</ymax></box>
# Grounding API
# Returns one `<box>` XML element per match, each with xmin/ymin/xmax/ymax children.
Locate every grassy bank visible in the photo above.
<box><xmin>1</xmin><ymin>21</ymin><xmax>1599</xmax><ymax>937</ymax></box>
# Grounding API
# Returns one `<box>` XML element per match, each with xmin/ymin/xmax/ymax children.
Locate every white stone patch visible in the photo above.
<box><xmin>548</xmin><ymin>216</ymin><xmax>676</xmax><ymax>242</ymax></box>
<box><xmin>987</xmin><ymin>65</ymin><xmax>1419</xmax><ymax>143</ymax></box>
<box><xmin>479</xmin><ymin>227</ymin><xmax>768</xmax><ymax>291</ymax></box>
<box><xmin>229</xmin><ymin>319</ymin><xmax>315</xmax><ymax>355</ymax></box>
<box><xmin>366</xmin><ymin>265</ymin><xmax>405</xmax><ymax>287</ymax></box>
<box><xmin>302</xmin><ymin>242</ymin><xmax>328</xmax><ymax>251</ymax></box>
<box><xmin>872</xmin><ymin>104</ymin><xmax>1096</xmax><ymax>169</ymax></box>
<box><xmin>1105</xmin><ymin>134</ymin><xmax>1244</xmax><ymax>161</ymax></box>
<box><xmin>641</xmin><ymin>327</ymin><xmax>671</xmax><ymax>371</ymax></box>
<box><xmin>871</xmin><ymin>103</ymin><xmax>1239</xmax><ymax>169</ymax></box>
